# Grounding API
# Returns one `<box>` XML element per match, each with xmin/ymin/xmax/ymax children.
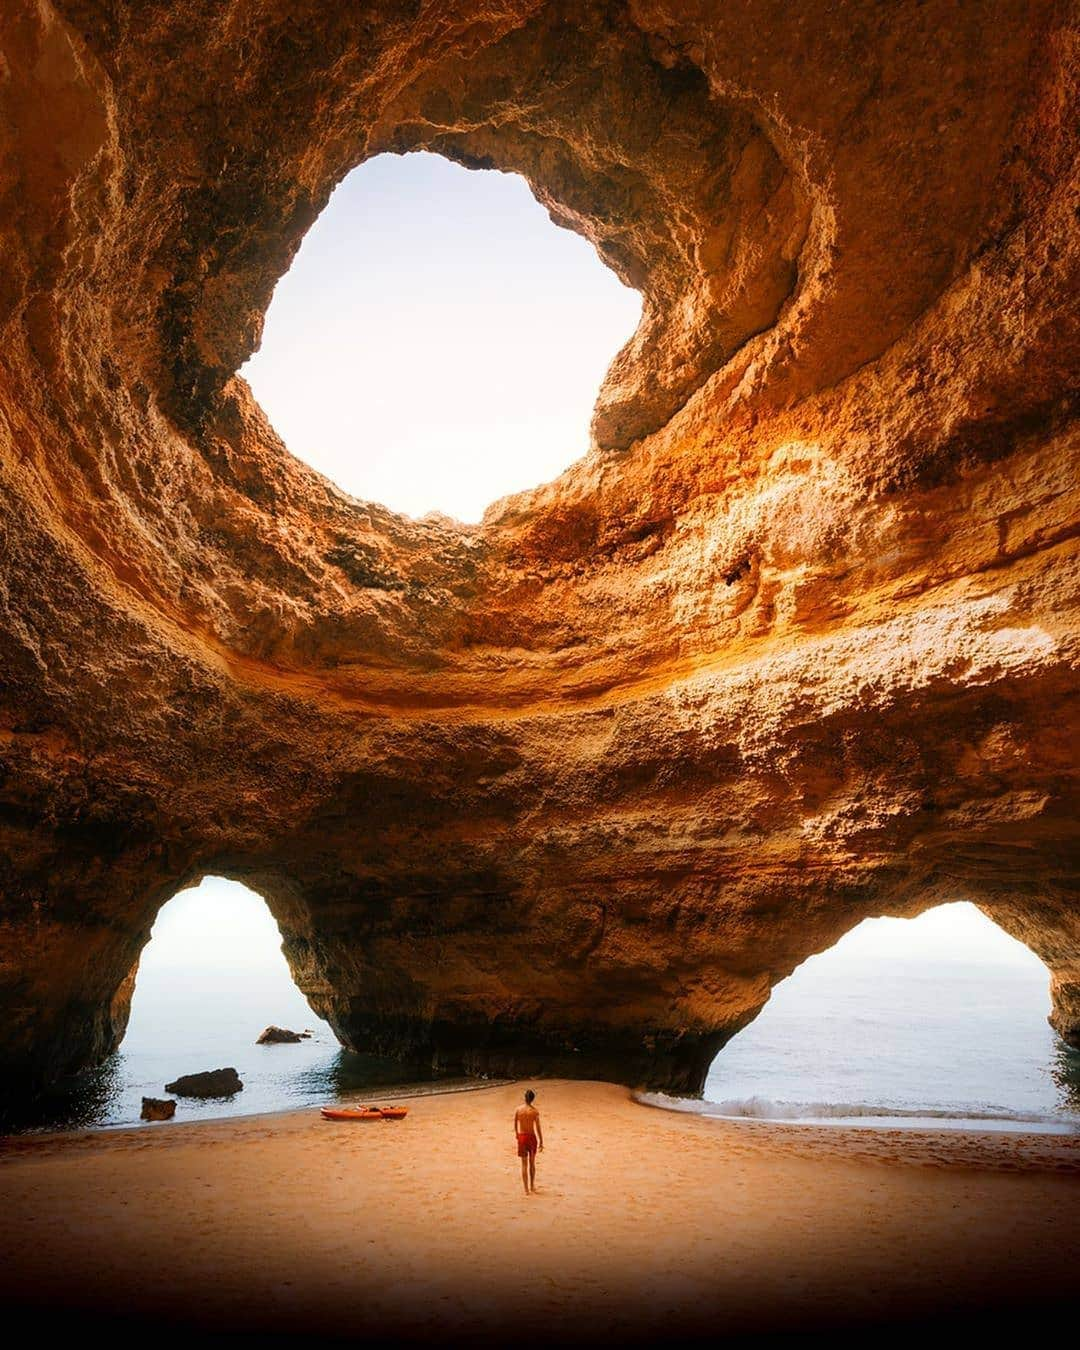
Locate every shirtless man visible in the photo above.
<box><xmin>513</xmin><ymin>1089</ymin><xmax>543</xmax><ymax>1195</ymax></box>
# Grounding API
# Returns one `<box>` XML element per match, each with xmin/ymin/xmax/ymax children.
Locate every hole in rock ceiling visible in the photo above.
<box><xmin>241</xmin><ymin>152</ymin><xmax>642</xmax><ymax>523</ymax></box>
<box><xmin>703</xmin><ymin>902</ymin><xmax>1080</xmax><ymax>1130</ymax></box>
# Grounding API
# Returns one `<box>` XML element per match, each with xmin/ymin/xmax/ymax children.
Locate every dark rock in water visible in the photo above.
<box><xmin>257</xmin><ymin>1025</ymin><xmax>303</xmax><ymax>1044</ymax></box>
<box><xmin>141</xmin><ymin>1096</ymin><xmax>176</xmax><ymax>1121</ymax></box>
<box><xmin>164</xmin><ymin>1067</ymin><xmax>243</xmax><ymax>1097</ymax></box>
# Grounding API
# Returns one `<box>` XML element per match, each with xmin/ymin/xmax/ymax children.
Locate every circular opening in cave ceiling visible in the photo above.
<box><xmin>241</xmin><ymin>152</ymin><xmax>641</xmax><ymax>524</ymax></box>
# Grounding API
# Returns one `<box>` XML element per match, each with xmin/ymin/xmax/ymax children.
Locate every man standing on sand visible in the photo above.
<box><xmin>514</xmin><ymin>1088</ymin><xmax>543</xmax><ymax>1195</ymax></box>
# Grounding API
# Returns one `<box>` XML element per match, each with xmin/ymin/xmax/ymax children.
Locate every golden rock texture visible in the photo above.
<box><xmin>0</xmin><ymin>0</ymin><xmax>1077</xmax><ymax>1092</ymax></box>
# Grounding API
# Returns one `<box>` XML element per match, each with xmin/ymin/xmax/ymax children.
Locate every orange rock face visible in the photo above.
<box><xmin>0</xmin><ymin>1</ymin><xmax>1077</xmax><ymax>1093</ymax></box>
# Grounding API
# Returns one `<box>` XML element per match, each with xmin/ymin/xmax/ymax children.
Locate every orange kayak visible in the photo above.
<box><xmin>320</xmin><ymin>1105</ymin><xmax>409</xmax><ymax>1121</ymax></box>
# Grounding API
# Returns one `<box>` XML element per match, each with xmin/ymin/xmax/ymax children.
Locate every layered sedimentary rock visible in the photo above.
<box><xmin>0</xmin><ymin>0</ymin><xmax>1077</xmax><ymax>1093</ymax></box>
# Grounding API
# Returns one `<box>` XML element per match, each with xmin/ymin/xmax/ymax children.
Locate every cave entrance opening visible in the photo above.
<box><xmin>111</xmin><ymin>875</ymin><xmax>340</xmax><ymax>1125</ymax></box>
<box><xmin>241</xmin><ymin>151</ymin><xmax>642</xmax><ymax>523</ymax></box>
<box><xmin>125</xmin><ymin>876</ymin><xmax>322</xmax><ymax>1062</ymax></box>
<box><xmin>703</xmin><ymin>902</ymin><xmax>1080</xmax><ymax>1131</ymax></box>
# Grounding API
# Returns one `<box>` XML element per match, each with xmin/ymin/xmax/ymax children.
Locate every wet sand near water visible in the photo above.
<box><xmin>1</xmin><ymin>1079</ymin><xmax>1078</xmax><ymax>1345</ymax></box>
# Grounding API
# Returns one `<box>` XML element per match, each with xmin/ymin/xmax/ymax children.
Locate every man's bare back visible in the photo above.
<box><xmin>514</xmin><ymin>1103</ymin><xmax>540</xmax><ymax>1134</ymax></box>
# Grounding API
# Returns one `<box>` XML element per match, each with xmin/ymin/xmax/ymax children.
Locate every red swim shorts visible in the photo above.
<box><xmin>517</xmin><ymin>1132</ymin><xmax>538</xmax><ymax>1158</ymax></box>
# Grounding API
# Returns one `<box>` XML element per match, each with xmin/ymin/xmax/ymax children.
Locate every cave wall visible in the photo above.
<box><xmin>0</xmin><ymin>0</ymin><xmax>1077</xmax><ymax>1093</ymax></box>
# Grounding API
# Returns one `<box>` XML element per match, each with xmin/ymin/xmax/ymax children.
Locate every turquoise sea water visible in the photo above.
<box><xmin>6</xmin><ymin>888</ymin><xmax>1079</xmax><ymax>1135</ymax></box>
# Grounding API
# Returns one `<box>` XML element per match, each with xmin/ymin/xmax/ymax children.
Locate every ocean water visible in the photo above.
<box><xmin>1</xmin><ymin>881</ymin><xmax>464</xmax><ymax>1134</ymax></box>
<box><xmin>2</xmin><ymin>967</ymin><xmax>454</xmax><ymax>1134</ymax></box>
<box><xmin>7</xmin><ymin>887</ymin><xmax>1080</xmax><ymax>1135</ymax></box>
<box><xmin>654</xmin><ymin>907</ymin><xmax>1080</xmax><ymax>1134</ymax></box>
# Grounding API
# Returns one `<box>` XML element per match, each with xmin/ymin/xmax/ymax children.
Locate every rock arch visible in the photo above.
<box><xmin>696</xmin><ymin>900</ymin><xmax>1065</xmax><ymax>1124</ymax></box>
<box><xmin>0</xmin><ymin>0</ymin><xmax>1077</xmax><ymax>1094</ymax></box>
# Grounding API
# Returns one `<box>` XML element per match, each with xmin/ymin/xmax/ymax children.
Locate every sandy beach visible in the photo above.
<box><xmin>2</xmin><ymin>1080</ymin><xmax>1079</xmax><ymax>1344</ymax></box>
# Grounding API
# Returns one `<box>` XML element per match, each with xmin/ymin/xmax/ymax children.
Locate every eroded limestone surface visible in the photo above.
<box><xmin>0</xmin><ymin>0</ymin><xmax>1077</xmax><ymax>1093</ymax></box>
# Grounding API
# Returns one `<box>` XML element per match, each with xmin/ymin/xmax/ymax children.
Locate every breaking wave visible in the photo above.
<box><xmin>635</xmin><ymin>1092</ymin><xmax>1080</xmax><ymax>1133</ymax></box>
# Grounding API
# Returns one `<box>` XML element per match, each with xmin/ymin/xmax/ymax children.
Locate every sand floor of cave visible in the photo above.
<box><xmin>1</xmin><ymin>1080</ymin><xmax>1078</xmax><ymax>1340</ymax></box>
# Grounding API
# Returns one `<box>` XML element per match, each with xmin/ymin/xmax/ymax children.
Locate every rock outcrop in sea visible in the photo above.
<box><xmin>164</xmin><ymin>1070</ymin><xmax>244</xmax><ymax>1099</ymax></box>
<box><xmin>0</xmin><ymin>1</ymin><xmax>1076</xmax><ymax>1095</ymax></box>
<box><xmin>140</xmin><ymin>1097</ymin><xmax>177</xmax><ymax>1121</ymax></box>
<box><xmin>257</xmin><ymin>1027</ymin><xmax>306</xmax><ymax>1044</ymax></box>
